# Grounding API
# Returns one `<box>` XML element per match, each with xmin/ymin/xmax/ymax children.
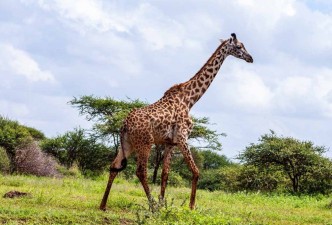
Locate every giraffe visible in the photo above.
<box><xmin>100</xmin><ymin>33</ymin><xmax>253</xmax><ymax>211</ymax></box>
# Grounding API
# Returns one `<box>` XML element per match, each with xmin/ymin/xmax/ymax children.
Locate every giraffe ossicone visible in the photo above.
<box><xmin>100</xmin><ymin>33</ymin><xmax>253</xmax><ymax>211</ymax></box>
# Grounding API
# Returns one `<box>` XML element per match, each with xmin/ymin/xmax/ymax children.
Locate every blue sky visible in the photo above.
<box><xmin>0</xmin><ymin>0</ymin><xmax>331</xmax><ymax>159</ymax></box>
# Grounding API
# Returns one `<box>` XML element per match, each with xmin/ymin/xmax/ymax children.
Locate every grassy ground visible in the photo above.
<box><xmin>0</xmin><ymin>174</ymin><xmax>331</xmax><ymax>225</ymax></box>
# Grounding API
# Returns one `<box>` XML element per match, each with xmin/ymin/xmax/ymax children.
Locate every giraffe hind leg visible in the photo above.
<box><xmin>135</xmin><ymin>144</ymin><xmax>158</xmax><ymax>211</ymax></box>
<box><xmin>159</xmin><ymin>145</ymin><xmax>174</xmax><ymax>204</ymax></box>
<box><xmin>177</xmin><ymin>141</ymin><xmax>199</xmax><ymax>210</ymax></box>
<box><xmin>99</xmin><ymin>170</ymin><xmax>119</xmax><ymax>211</ymax></box>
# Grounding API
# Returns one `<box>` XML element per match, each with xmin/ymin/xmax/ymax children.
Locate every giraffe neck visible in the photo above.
<box><xmin>185</xmin><ymin>42</ymin><xmax>228</xmax><ymax>109</ymax></box>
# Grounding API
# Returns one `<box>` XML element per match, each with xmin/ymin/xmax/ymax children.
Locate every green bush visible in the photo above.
<box><xmin>147</xmin><ymin>169</ymin><xmax>186</xmax><ymax>187</ymax></box>
<box><xmin>41</xmin><ymin>128</ymin><xmax>112</xmax><ymax>177</ymax></box>
<box><xmin>300</xmin><ymin>158</ymin><xmax>332</xmax><ymax>195</ymax></box>
<box><xmin>0</xmin><ymin>147</ymin><xmax>10</xmax><ymax>174</ymax></box>
<box><xmin>237</xmin><ymin>165</ymin><xmax>287</xmax><ymax>193</ymax></box>
<box><xmin>76</xmin><ymin>141</ymin><xmax>110</xmax><ymax>178</ymax></box>
<box><xmin>198</xmin><ymin>166</ymin><xmax>241</xmax><ymax>191</ymax></box>
<box><xmin>0</xmin><ymin>116</ymin><xmax>33</xmax><ymax>172</ymax></box>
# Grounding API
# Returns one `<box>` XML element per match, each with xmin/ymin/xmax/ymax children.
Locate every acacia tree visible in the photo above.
<box><xmin>239</xmin><ymin>131</ymin><xmax>331</xmax><ymax>193</ymax></box>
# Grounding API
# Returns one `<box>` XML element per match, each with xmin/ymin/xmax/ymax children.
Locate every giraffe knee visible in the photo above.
<box><xmin>192</xmin><ymin>168</ymin><xmax>199</xmax><ymax>180</ymax></box>
<box><xmin>136</xmin><ymin>164</ymin><xmax>146</xmax><ymax>178</ymax></box>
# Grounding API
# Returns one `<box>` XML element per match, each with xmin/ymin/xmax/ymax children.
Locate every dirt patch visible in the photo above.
<box><xmin>3</xmin><ymin>191</ymin><xmax>30</xmax><ymax>198</ymax></box>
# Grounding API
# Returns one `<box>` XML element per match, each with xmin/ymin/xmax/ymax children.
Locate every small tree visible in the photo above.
<box><xmin>76</xmin><ymin>139</ymin><xmax>111</xmax><ymax>177</ymax></box>
<box><xmin>200</xmin><ymin>150</ymin><xmax>232</xmax><ymax>170</ymax></box>
<box><xmin>15</xmin><ymin>141</ymin><xmax>58</xmax><ymax>177</ymax></box>
<box><xmin>0</xmin><ymin>116</ymin><xmax>43</xmax><ymax>173</ymax></box>
<box><xmin>41</xmin><ymin>128</ymin><xmax>112</xmax><ymax>177</ymax></box>
<box><xmin>239</xmin><ymin>131</ymin><xmax>331</xmax><ymax>193</ymax></box>
<box><xmin>41</xmin><ymin>128</ymin><xmax>86</xmax><ymax>169</ymax></box>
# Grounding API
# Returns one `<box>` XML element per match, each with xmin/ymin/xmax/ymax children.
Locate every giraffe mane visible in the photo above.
<box><xmin>163</xmin><ymin>82</ymin><xmax>186</xmax><ymax>96</ymax></box>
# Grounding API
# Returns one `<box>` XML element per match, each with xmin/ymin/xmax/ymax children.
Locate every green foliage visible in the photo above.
<box><xmin>190</xmin><ymin>117</ymin><xmax>225</xmax><ymax>151</ymax></box>
<box><xmin>171</xmin><ymin>148</ymin><xmax>204</xmax><ymax>181</ymax></box>
<box><xmin>41</xmin><ymin>128</ymin><xmax>112</xmax><ymax>177</ymax></box>
<box><xmin>22</xmin><ymin>126</ymin><xmax>46</xmax><ymax>140</ymax></box>
<box><xmin>40</xmin><ymin>136</ymin><xmax>68</xmax><ymax>167</ymax></box>
<box><xmin>0</xmin><ymin>147</ymin><xmax>10</xmax><ymax>174</ymax></box>
<box><xmin>200</xmin><ymin>150</ymin><xmax>232</xmax><ymax>170</ymax></box>
<box><xmin>239</xmin><ymin>131</ymin><xmax>332</xmax><ymax>194</ymax></box>
<box><xmin>76</xmin><ymin>141</ymin><xmax>111</xmax><ymax>177</ymax></box>
<box><xmin>148</xmin><ymin>170</ymin><xmax>186</xmax><ymax>188</ymax></box>
<box><xmin>236</xmin><ymin>165</ymin><xmax>287</xmax><ymax>193</ymax></box>
<box><xmin>300</xmin><ymin>158</ymin><xmax>332</xmax><ymax>194</ymax></box>
<box><xmin>198</xmin><ymin>166</ymin><xmax>241</xmax><ymax>191</ymax></box>
<box><xmin>0</xmin><ymin>116</ymin><xmax>39</xmax><ymax>173</ymax></box>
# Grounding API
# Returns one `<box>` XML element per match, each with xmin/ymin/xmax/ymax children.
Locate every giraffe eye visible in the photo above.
<box><xmin>236</xmin><ymin>45</ymin><xmax>242</xmax><ymax>49</ymax></box>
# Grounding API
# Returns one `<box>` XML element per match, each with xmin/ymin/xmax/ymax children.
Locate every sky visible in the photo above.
<box><xmin>0</xmin><ymin>0</ymin><xmax>332</xmax><ymax>159</ymax></box>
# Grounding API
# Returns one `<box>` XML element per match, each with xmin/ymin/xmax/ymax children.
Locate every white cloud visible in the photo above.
<box><xmin>0</xmin><ymin>100</ymin><xmax>30</xmax><ymax>117</ymax></box>
<box><xmin>0</xmin><ymin>44</ymin><xmax>55</xmax><ymax>82</ymax></box>
<box><xmin>217</xmin><ymin>66</ymin><xmax>273</xmax><ymax>112</ymax></box>
<box><xmin>34</xmin><ymin>0</ymin><xmax>129</xmax><ymax>33</ymax></box>
<box><xmin>273</xmin><ymin>69</ymin><xmax>332</xmax><ymax>118</ymax></box>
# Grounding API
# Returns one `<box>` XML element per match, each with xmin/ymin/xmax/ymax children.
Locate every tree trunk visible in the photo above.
<box><xmin>152</xmin><ymin>145</ymin><xmax>164</xmax><ymax>184</ymax></box>
<box><xmin>152</xmin><ymin>162</ymin><xmax>160</xmax><ymax>184</ymax></box>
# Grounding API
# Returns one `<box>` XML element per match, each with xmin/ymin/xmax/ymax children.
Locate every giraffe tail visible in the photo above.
<box><xmin>110</xmin><ymin>158</ymin><xmax>127</xmax><ymax>172</ymax></box>
<box><xmin>110</xmin><ymin>124</ymin><xmax>128</xmax><ymax>172</ymax></box>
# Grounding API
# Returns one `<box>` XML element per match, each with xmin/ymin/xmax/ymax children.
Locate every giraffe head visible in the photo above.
<box><xmin>222</xmin><ymin>33</ymin><xmax>253</xmax><ymax>63</ymax></box>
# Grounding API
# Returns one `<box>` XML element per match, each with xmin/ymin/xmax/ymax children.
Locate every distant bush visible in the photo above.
<box><xmin>198</xmin><ymin>166</ymin><xmax>241</xmax><ymax>191</ymax></box>
<box><xmin>76</xmin><ymin>141</ymin><xmax>110</xmax><ymax>178</ymax></box>
<box><xmin>15</xmin><ymin>141</ymin><xmax>59</xmax><ymax>177</ymax></box>
<box><xmin>239</xmin><ymin>131</ymin><xmax>332</xmax><ymax>194</ymax></box>
<box><xmin>149</xmin><ymin>170</ymin><xmax>186</xmax><ymax>187</ymax></box>
<box><xmin>237</xmin><ymin>165</ymin><xmax>287</xmax><ymax>193</ymax></box>
<box><xmin>0</xmin><ymin>147</ymin><xmax>10</xmax><ymax>174</ymax></box>
<box><xmin>56</xmin><ymin>164</ymin><xmax>82</xmax><ymax>178</ymax></box>
<box><xmin>41</xmin><ymin>128</ymin><xmax>112</xmax><ymax>178</ymax></box>
<box><xmin>0</xmin><ymin>116</ymin><xmax>46</xmax><ymax>173</ymax></box>
<box><xmin>300</xmin><ymin>158</ymin><xmax>332</xmax><ymax>195</ymax></box>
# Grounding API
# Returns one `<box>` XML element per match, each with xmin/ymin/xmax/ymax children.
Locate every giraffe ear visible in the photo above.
<box><xmin>230</xmin><ymin>33</ymin><xmax>237</xmax><ymax>44</ymax></box>
<box><xmin>219</xmin><ymin>39</ymin><xmax>224</xmax><ymax>43</ymax></box>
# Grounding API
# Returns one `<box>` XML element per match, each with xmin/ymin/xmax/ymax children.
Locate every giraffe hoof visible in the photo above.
<box><xmin>158</xmin><ymin>196</ymin><xmax>166</xmax><ymax>207</ymax></box>
<box><xmin>99</xmin><ymin>206</ymin><xmax>107</xmax><ymax>211</ymax></box>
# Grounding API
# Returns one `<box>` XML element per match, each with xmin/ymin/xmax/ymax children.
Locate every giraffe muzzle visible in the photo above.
<box><xmin>246</xmin><ymin>55</ymin><xmax>253</xmax><ymax>63</ymax></box>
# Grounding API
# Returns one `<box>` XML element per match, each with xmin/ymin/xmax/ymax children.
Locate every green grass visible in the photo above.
<box><xmin>0</xmin><ymin>174</ymin><xmax>331</xmax><ymax>224</ymax></box>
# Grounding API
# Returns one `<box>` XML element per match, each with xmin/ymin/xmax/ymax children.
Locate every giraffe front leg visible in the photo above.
<box><xmin>159</xmin><ymin>145</ymin><xmax>174</xmax><ymax>205</ymax></box>
<box><xmin>177</xmin><ymin>140</ymin><xmax>199</xmax><ymax>210</ymax></box>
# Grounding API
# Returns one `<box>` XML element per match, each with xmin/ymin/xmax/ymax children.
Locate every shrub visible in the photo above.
<box><xmin>0</xmin><ymin>147</ymin><xmax>10</xmax><ymax>174</ymax></box>
<box><xmin>237</xmin><ymin>165</ymin><xmax>287</xmax><ymax>193</ymax></box>
<box><xmin>15</xmin><ymin>141</ymin><xmax>59</xmax><ymax>177</ymax></box>
<box><xmin>0</xmin><ymin>116</ymin><xmax>32</xmax><ymax>172</ymax></box>
<box><xmin>300</xmin><ymin>158</ymin><xmax>332</xmax><ymax>195</ymax></box>
<box><xmin>239</xmin><ymin>131</ymin><xmax>330</xmax><ymax>194</ymax></box>
<box><xmin>76</xmin><ymin>141</ymin><xmax>110</xmax><ymax>178</ymax></box>
<box><xmin>198</xmin><ymin>166</ymin><xmax>241</xmax><ymax>191</ymax></box>
<box><xmin>148</xmin><ymin>169</ymin><xmax>186</xmax><ymax>187</ymax></box>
